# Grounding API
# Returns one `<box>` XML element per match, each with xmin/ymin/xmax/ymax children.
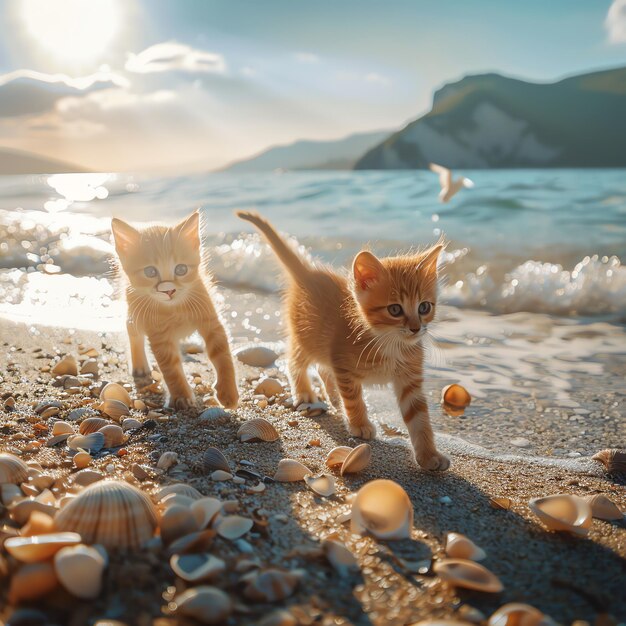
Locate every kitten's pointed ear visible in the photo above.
<box><xmin>175</xmin><ymin>210</ymin><xmax>200</xmax><ymax>246</ymax></box>
<box><xmin>353</xmin><ymin>251</ymin><xmax>386</xmax><ymax>290</ymax></box>
<box><xmin>419</xmin><ymin>244</ymin><xmax>444</xmax><ymax>274</ymax></box>
<box><xmin>111</xmin><ymin>218</ymin><xmax>140</xmax><ymax>255</ymax></box>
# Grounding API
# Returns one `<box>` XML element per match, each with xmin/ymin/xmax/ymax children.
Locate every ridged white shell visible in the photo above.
<box><xmin>488</xmin><ymin>603</ymin><xmax>549</xmax><ymax>626</ymax></box>
<box><xmin>191</xmin><ymin>497</ymin><xmax>223</xmax><ymax>529</ymax></box>
<box><xmin>68</xmin><ymin>432</ymin><xmax>105</xmax><ymax>453</ymax></box>
<box><xmin>0</xmin><ymin>453</ymin><xmax>30</xmax><ymax>484</ymax></box>
<box><xmin>351</xmin><ymin>479</ymin><xmax>413</xmax><ymax>540</ymax></box>
<box><xmin>54</xmin><ymin>544</ymin><xmax>106</xmax><ymax>599</ymax></box>
<box><xmin>52</xmin><ymin>355</ymin><xmax>78</xmax><ymax>376</ymax></box>
<box><xmin>5</xmin><ymin>532</ymin><xmax>82</xmax><ymax>563</ymax></box>
<box><xmin>340</xmin><ymin>444</ymin><xmax>371</xmax><ymax>475</ymax></box>
<box><xmin>304</xmin><ymin>474</ymin><xmax>336</xmax><ymax>497</ymax></box>
<box><xmin>445</xmin><ymin>532</ymin><xmax>486</xmax><ymax>561</ymax></box>
<box><xmin>203</xmin><ymin>447</ymin><xmax>230</xmax><ymax>473</ymax></box>
<box><xmin>99</xmin><ymin>424</ymin><xmax>125</xmax><ymax>448</ymax></box>
<box><xmin>274</xmin><ymin>459</ymin><xmax>311</xmax><ymax>482</ymax></box>
<box><xmin>215</xmin><ymin>515</ymin><xmax>253</xmax><ymax>540</ymax></box>
<box><xmin>584</xmin><ymin>494</ymin><xmax>623</xmax><ymax>521</ymax></box>
<box><xmin>170</xmin><ymin>553</ymin><xmax>226</xmax><ymax>582</ymax></box>
<box><xmin>52</xmin><ymin>421</ymin><xmax>74</xmax><ymax>436</ymax></box>
<box><xmin>235</xmin><ymin>345</ymin><xmax>278</xmax><ymax>367</ymax></box>
<box><xmin>54</xmin><ymin>480</ymin><xmax>158</xmax><ymax>548</ymax></box>
<box><xmin>175</xmin><ymin>586</ymin><xmax>233</xmax><ymax>623</ymax></box>
<box><xmin>528</xmin><ymin>494</ymin><xmax>592</xmax><ymax>536</ymax></box>
<box><xmin>157</xmin><ymin>483</ymin><xmax>203</xmax><ymax>501</ymax></box>
<box><xmin>98</xmin><ymin>399</ymin><xmax>130</xmax><ymax>421</ymax></box>
<box><xmin>237</xmin><ymin>418</ymin><xmax>279</xmax><ymax>442</ymax></box>
<box><xmin>99</xmin><ymin>382</ymin><xmax>131</xmax><ymax>407</ymax></box>
<box><xmin>325</xmin><ymin>446</ymin><xmax>352</xmax><ymax>469</ymax></box>
<box><xmin>243</xmin><ymin>568</ymin><xmax>300</xmax><ymax>602</ymax></box>
<box><xmin>433</xmin><ymin>558</ymin><xmax>503</xmax><ymax>593</ymax></box>
<box><xmin>254</xmin><ymin>377</ymin><xmax>284</xmax><ymax>397</ymax></box>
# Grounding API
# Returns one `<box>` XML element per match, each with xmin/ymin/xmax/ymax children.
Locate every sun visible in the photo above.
<box><xmin>19</xmin><ymin>0</ymin><xmax>122</xmax><ymax>67</ymax></box>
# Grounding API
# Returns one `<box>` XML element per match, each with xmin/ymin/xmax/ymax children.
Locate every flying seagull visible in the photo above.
<box><xmin>429</xmin><ymin>163</ymin><xmax>474</xmax><ymax>203</ymax></box>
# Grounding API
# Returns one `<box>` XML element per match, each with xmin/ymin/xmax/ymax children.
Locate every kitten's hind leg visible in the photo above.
<box><xmin>334</xmin><ymin>369</ymin><xmax>376</xmax><ymax>439</ymax></box>
<box><xmin>318</xmin><ymin>365</ymin><xmax>341</xmax><ymax>409</ymax></box>
<box><xmin>202</xmin><ymin>324</ymin><xmax>239</xmax><ymax>409</ymax></box>
<box><xmin>127</xmin><ymin>321</ymin><xmax>151</xmax><ymax>383</ymax></box>
<box><xmin>288</xmin><ymin>343</ymin><xmax>317</xmax><ymax>406</ymax></box>
<box><xmin>149</xmin><ymin>336</ymin><xmax>196</xmax><ymax>410</ymax></box>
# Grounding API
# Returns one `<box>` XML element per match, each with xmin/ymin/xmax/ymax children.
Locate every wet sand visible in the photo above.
<box><xmin>1</xmin><ymin>319</ymin><xmax>625</xmax><ymax>625</ymax></box>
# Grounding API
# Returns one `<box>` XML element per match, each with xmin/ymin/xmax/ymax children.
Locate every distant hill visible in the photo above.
<box><xmin>0</xmin><ymin>148</ymin><xmax>89</xmax><ymax>175</ymax></box>
<box><xmin>355</xmin><ymin>66</ymin><xmax>626</xmax><ymax>169</ymax></box>
<box><xmin>222</xmin><ymin>129</ymin><xmax>392</xmax><ymax>173</ymax></box>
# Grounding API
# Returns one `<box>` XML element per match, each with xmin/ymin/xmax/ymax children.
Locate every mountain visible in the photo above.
<box><xmin>0</xmin><ymin>148</ymin><xmax>89</xmax><ymax>175</ymax></box>
<box><xmin>354</xmin><ymin>66</ymin><xmax>626</xmax><ymax>169</ymax></box>
<box><xmin>222</xmin><ymin>129</ymin><xmax>392</xmax><ymax>173</ymax></box>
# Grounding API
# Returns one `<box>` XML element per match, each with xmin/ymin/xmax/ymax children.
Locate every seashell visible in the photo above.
<box><xmin>55</xmin><ymin>480</ymin><xmax>158</xmax><ymax>548</ymax></box>
<box><xmin>160</xmin><ymin>505</ymin><xmax>199</xmax><ymax>545</ymax></box>
<box><xmin>444</xmin><ymin>532</ymin><xmax>486</xmax><ymax>561</ymax></box>
<box><xmin>211</xmin><ymin>470</ymin><xmax>233</xmax><ymax>481</ymax></box>
<box><xmin>8</xmin><ymin>561</ymin><xmax>59</xmax><ymax>603</ymax></box>
<box><xmin>68</xmin><ymin>432</ymin><xmax>105</xmax><ymax>453</ymax></box>
<box><xmin>191</xmin><ymin>497</ymin><xmax>223</xmax><ymax>529</ymax></box>
<box><xmin>79</xmin><ymin>417</ymin><xmax>109</xmax><ymax>435</ymax></box>
<box><xmin>1</xmin><ymin>483</ymin><xmax>23</xmax><ymax>506</ymax></box>
<box><xmin>98</xmin><ymin>398</ymin><xmax>130</xmax><ymax>421</ymax></box>
<box><xmin>248</xmin><ymin>481</ymin><xmax>266</xmax><ymax>493</ymax></box>
<box><xmin>73</xmin><ymin>451</ymin><xmax>92</xmax><ymax>469</ymax></box>
<box><xmin>5</xmin><ymin>532</ymin><xmax>82</xmax><ymax>563</ymax></box>
<box><xmin>170</xmin><ymin>553</ymin><xmax>226</xmax><ymax>582</ymax></box>
<box><xmin>122</xmin><ymin>417</ymin><xmax>142</xmax><ymax>431</ymax></box>
<box><xmin>73</xmin><ymin>469</ymin><xmax>104</xmax><ymax>487</ymax></box>
<box><xmin>99</xmin><ymin>382</ymin><xmax>131</xmax><ymax>407</ymax></box>
<box><xmin>35</xmin><ymin>399</ymin><xmax>62</xmax><ymax>414</ymax></box>
<box><xmin>322</xmin><ymin>533</ymin><xmax>359</xmax><ymax>574</ymax></box>
<box><xmin>160</xmin><ymin>493</ymin><xmax>195</xmax><ymax>510</ymax></box>
<box><xmin>157</xmin><ymin>483</ymin><xmax>203</xmax><ymax>501</ymax></box>
<box><xmin>40</xmin><ymin>406</ymin><xmax>60</xmax><ymax>418</ymax></box>
<box><xmin>489</xmin><ymin>496</ymin><xmax>512</xmax><ymax>510</ymax></box>
<box><xmin>304</xmin><ymin>474</ymin><xmax>336</xmax><ymax>497</ymax></box>
<box><xmin>134</xmin><ymin>399</ymin><xmax>146</xmax><ymax>411</ymax></box>
<box><xmin>10</xmin><ymin>499</ymin><xmax>57</xmax><ymax>525</ymax></box>
<box><xmin>326</xmin><ymin>446</ymin><xmax>352</xmax><ymax>469</ymax></box>
<box><xmin>351</xmin><ymin>479</ymin><xmax>413</xmax><ymax>540</ymax></box>
<box><xmin>254</xmin><ymin>377</ymin><xmax>284</xmax><ymax>397</ymax></box>
<box><xmin>340</xmin><ymin>444</ymin><xmax>372</xmax><ymax>475</ymax></box>
<box><xmin>52</xmin><ymin>355</ymin><xmax>78</xmax><ymax>376</ymax></box>
<box><xmin>592</xmin><ymin>449</ymin><xmax>626</xmax><ymax>474</ymax></box>
<box><xmin>157</xmin><ymin>451</ymin><xmax>179</xmax><ymax>471</ymax></box>
<box><xmin>4</xmin><ymin>395</ymin><xmax>15</xmax><ymax>411</ymax></box>
<box><xmin>175</xmin><ymin>586</ymin><xmax>233</xmax><ymax>624</ymax></box>
<box><xmin>54</xmin><ymin>543</ymin><xmax>106</xmax><ymax>599</ymax></box>
<box><xmin>198</xmin><ymin>406</ymin><xmax>231</xmax><ymax>421</ymax></box>
<box><xmin>235</xmin><ymin>345</ymin><xmax>278</xmax><ymax>367</ymax></box>
<box><xmin>52</xmin><ymin>421</ymin><xmax>74</xmax><ymax>436</ymax></box>
<box><xmin>434</xmin><ymin>558</ymin><xmax>503</xmax><ymax>593</ymax></box>
<box><xmin>215</xmin><ymin>515</ymin><xmax>253</xmax><ymax>540</ymax></box>
<box><xmin>167</xmin><ymin>528</ymin><xmax>216</xmax><ymax>555</ymax></box>
<box><xmin>243</xmin><ymin>568</ymin><xmax>300</xmax><ymax>602</ymax></box>
<box><xmin>203</xmin><ymin>447</ymin><xmax>230</xmax><ymax>473</ymax></box>
<box><xmin>80</xmin><ymin>359</ymin><xmax>99</xmax><ymax>376</ymax></box>
<box><xmin>259</xmin><ymin>610</ymin><xmax>298</xmax><ymax>626</ymax></box>
<box><xmin>584</xmin><ymin>494</ymin><xmax>623</xmax><ymax>521</ymax></box>
<box><xmin>441</xmin><ymin>384</ymin><xmax>471</xmax><ymax>409</ymax></box>
<box><xmin>222</xmin><ymin>500</ymin><xmax>240</xmax><ymax>514</ymax></box>
<box><xmin>46</xmin><ymin>433</ymin><xmax>71</xmax><ymax>447</ymax></box>
<box><xmin>488</xmin><ymin>603</ymin><xmax>549</xmax><ymax>626</ymax></box>
<box><xmin>237</xmin><ymin>418</ymin><xmax>279</xmax><ymax>443</ymax></box>
<box><xmin>98</xmin><ymin>424</ymin><xmax>125</xmax><ymax>448</ymax></box>
<box><xmin>528</xmin><ymin>494</ymin><xmax>592</xmax><ymax>536</ymax></box>
<box><xmin>21</xmin><ymin>510</ymin><xmax>56</xmax><ymax>536</ymax></box>
<box><xmin>274</xmin><ymin>459</ymin><xmax>311</xmax><ymax>482</ymax></box>
<box><xmin>0</xmin><ymin>453</ymin><xmax>30</xmax><ymax>484</ymax></box>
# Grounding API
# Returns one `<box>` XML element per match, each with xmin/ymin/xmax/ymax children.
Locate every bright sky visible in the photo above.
<box><xmin>0</xmin><ymin>0</ymin><xmax>624</xmax><ymax>173</ymax></box>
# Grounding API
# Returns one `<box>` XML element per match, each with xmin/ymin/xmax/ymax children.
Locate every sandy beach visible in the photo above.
<box><xmin>1</xmin><ymin>318</ymin><xmax>624</xmax><ymax>625</ymax></box>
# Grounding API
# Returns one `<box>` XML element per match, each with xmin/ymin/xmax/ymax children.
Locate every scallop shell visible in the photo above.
<box><xmin>235</xmin><ymin>345</ymin><xmax>278</xmax><ymax>367</ymax></box>
<box><xmin>122</xmin><ymin>418</ymin><xmax>142</xmax><ymax>431</ymax></box>
<box><xmin>592</xmin><ymin>449</ymin><xmax>626</xmax><ymax>474</ymax></box>
<box><xmin>8</xmin><ymin>561</ymin><xmax>59</xmax><ymax>604</ymax></box>
<box><xmin>215</xmin><ymin>515</ymin><xmax>253</xmax><ymax>540</ymax></box>
<box><xmin>441</xmin><ymin>384</ymin><xmax>471</xmax><ymax>409</ymax></box>
<box><xmin>488</xmin><ymin>603</ymin><xmax>549</xmax><ymax>626</ymax></box>
<box><xmin>160</xmin><ymin>505</ymin><xmax>199</xmax><ymax>545</ymax></box>
<box><xmin>170</xmin><ymin>553</ymin><xmax>226</xmax><ymax>582</ymax></box>
<box><xmin>274</xmin><ymin>459</ymin><xmax>311</xmax><ymax>482</ymax></box>
<box><xmin>52</xmin><ymin>421</ymin><xmax>74</xmax><ymax>436</ymax></box>
<box><xmin>99</xmin><ymin>382</ymin><xmax>131</xmax><ymax>407</ymax></box>
<box><xmin>254</xmin><ymin>377</ymin><xmax>284</xmax><ymax>397</ymax></box>
<box><xmin>191</xmin><ymin>497</ymin><xmax>223</xmax><ymax>529</ymax></box>
<box><xmin>157</xmin><ymin>483</ymin><xmax>203</xmax><ymax>501</ymax></box>
<box><xmin>304</xmin><ymin>474</ymin><xmax>336</xmax><ymax>497</ymax></box>
<box><xmin>340</xmin><ymin>444</ymin><xmax>372</xmax><ymax>475</ymax></box>
<box><xmin>322</xmin><ymin>533</ymin><xmax>359</xmax><ymax>574</ymax></box>
<box><xmin>237</xmin><ymin>418</ymin><xmax>279</xmax><ymax>443</ymax></box>
<box><xmin>351</xmin><ymin>479</ymin><xmax>413</xmax><ymax>540</ymax></box>
<box><xmin>68</xmin><ymin>432</ymin><xmax>105</xmax><ymax>453</ymax></box>
<box><xmin>54</xmin><ymin>480</ymin><xmax>158</xmax><ymax>548</ymax></box>
<box><xmin>585</xmin><ymin>494</ymin><xmax>623</xmax><ymax>521</ymax></box>
<box><xmin>54</xmin><ymin>544</ymin><xmax>106</xmax><ymax>599</ymax></box>
<box><xmin>325</xmin><ymin>446</ymin><xmax>353</xmax><ymax>469</ymax></box>
<box><xmin>52</xmin><ymin>355</ymin><xmax>78</xmax><ymax>376</ymax></box>
<box><xmin>73</xmin><ymin>469</ymin><xmax>104</xmax><ymax>487</ymax></box>
<box><xmin>243</xmin><ymin>568</ymin><xmax>301</xmax><ymax>602</ymax></box>
<box><xmin>0</xmin><ymin>453</ymin><xmax>30</xmax><ymax>484</ymax></box>
<box><xmin>5</xmin><ymin>532</ymin><xmax>82</xmax><ymax>563</ymax></box>
<box><xmin>175</xmin><ymin>586</ymin><xmax>233</xmax><ymax>624</ymax></box>
<box><xmin>444</xmin><ymin>532</ymin><xmax>486</xmax><ymax>561</ymax></box>
<box><xmin>434</xmin><ymin>558</ymin><xmax>503</xmax><ymax>593</ymax></box>
<box><xmin>528</xmin><ymin>494</ymin><xmax>592</xmax><ymax>536</ymax></box>
<box><xmin>98</xmin><ymin>424</ymin><xmax>125</xmax><ymax>448</ymax></box>
<box><xmin>98</xmin><ymin>399</ymin><xmax>130</xmax><ymax>421</ymax></box>
<box><xmin>203</xmin><ymin>447</ymin><xmax>230</xmax><ymax>473</ymax></box>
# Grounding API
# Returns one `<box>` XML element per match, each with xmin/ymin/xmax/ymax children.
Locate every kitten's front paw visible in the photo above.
<box><xmin>216</xmin><ymin>381</ymin><xmax>239</xmax><ymax>409</ymax></box>
<box><xmin>294</xmin><ymin>392</ymin><xmax>318</xmax><ymax>406</ymax></box>
<box><xmin>348</xmin><ymin>420</ymin><xmax>377</xmax><ymax>440</ymax></box>
<box><xmin>416</xmin><ymin>452</ymin><xmax>450</xmax><ymax>471</ymax></box>
<box><xmin>169</xmin><ymin>394</ymin><xmax>197</xmax><ymax>411</ymax></box>
<box><xmin>132</xmin><ymin>368</ymin><xmax>152</xmax><ymax>387</ymax></box>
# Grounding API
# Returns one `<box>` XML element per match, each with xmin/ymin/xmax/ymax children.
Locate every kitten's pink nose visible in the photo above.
<box><xmin>157</xmin><ymin>281</ymin><xmax>177</xmax><ymax>299</ymax></box>
<box><xmin>410</xmin><ymin>327</ymin><xmax>420</xmax><ymax>334</ymax></box>
<box><xmin>165</xmin><ymin>289</ymin><xmax>176</xmax><ymax>298</ymax></box>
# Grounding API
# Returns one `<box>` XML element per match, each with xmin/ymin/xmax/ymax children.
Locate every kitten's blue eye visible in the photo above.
<box><xmin>418</xmin><ymin>301</ymin><xmax>432</xmax><ymax>315</ymax></box>
<box><xmin>144</xmin><ymin>266</ymin><xmax>157</xmax><ymax>278</ymax></box>
<box><xmin>387</xmin><ymin>304</ymin><xmax>404</xmax><ymax>317</ymax></box>
<box><xmin>175</xmin><ymin>264</ymin><xmax>188</xmax><ymax>276</ymax></box>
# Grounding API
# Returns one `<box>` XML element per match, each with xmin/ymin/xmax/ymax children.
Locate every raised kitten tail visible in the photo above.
<box><xmin>236</xmin><ymin>211</ymin><xmax>310</xmax><ymax>282</ymax></box>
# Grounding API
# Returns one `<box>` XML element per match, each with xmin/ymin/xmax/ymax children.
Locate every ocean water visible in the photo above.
<box><xmin>0</xmin><ymin>170</ymin><xmax>624</xmax><ymax>462</ymax></box>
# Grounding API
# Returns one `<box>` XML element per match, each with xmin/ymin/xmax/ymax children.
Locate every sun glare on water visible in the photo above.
<box><xmin>19</xmin><ymin>0</ymin><xmax>122</xmax><ymax>65</ymax></box>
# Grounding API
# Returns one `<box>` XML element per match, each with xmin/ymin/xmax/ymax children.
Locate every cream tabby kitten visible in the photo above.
<box><xmin>238</xmin><ymin>211</ymin><xmax>448</xmax><ymax>471</ymax></box>
<box><xmin>111</xmin><ymin>211</ymin><xmax>238</xmax><ymax>410</ymax></box>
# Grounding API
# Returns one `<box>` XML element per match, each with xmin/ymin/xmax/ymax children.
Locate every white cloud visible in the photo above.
<box><xmin>606</xmin><ymin>0</ymin><xmax>626</xmax><ymax>43</ymax></box>
<box><xmin>125</xmin><ymin>41</ymin><xmax>226</xmax><ymax>74</ymax></box>
<box><xmin>294</xmin><ymin>52</ymin><xmax>320</xmax><ymax>63</ymax></box>
<box><xmin>364</xmin><ymin>72</ymin><xmax>390</xmax><ymax>86</ymax></box>
<box><xmin>335</xmin><ymin>70</ymin><xmax>391</xmax><ymax>86</ymax></box>
<box><xmin>0</xmin><ymin>68</ymin><xmax>129</xmax><ymax>90</ymax></box>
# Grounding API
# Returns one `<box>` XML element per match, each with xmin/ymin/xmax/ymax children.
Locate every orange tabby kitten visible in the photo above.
<box><xmin>237</xmin><ymin>211</ymin><xmax>449</xmax><ymax>470</ymax></box>
<box><xmin>111</xmin><ymin>211</ymin><xmax>238</xmax><ymax>410</ymax></box>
